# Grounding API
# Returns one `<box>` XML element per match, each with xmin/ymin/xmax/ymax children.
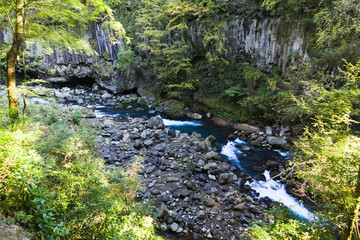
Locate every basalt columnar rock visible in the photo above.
<box><xmin>0</xmin><ymin>24</ymin><xmax>135</xmax><ymax>94</ymax></box>
<box><xmin>189</xmin><ymin>17</ymin><xmax>309</xmax><ymax>73</ymax></box>
<box><xmin>1</xmin><ymin>13</ymin><xmax>309</xmax><ymax>93</ymax></box>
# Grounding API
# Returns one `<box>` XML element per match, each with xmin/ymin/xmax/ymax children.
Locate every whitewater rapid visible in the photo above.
<box><xmin>221</xmin><ymin>138</ymin><xmax>316</xmax><ymax>221</ymax></box>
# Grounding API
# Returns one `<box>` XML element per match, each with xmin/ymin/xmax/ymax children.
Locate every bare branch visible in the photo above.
<box><xmin>1</xmin><ymin>6</ymin><xmax>15</xmax><ymax>34</ymax></box>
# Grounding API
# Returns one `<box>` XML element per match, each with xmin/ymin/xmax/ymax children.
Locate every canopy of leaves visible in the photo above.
<box><xmin>291</xmin><ymin>61</ymin><xmax>360</xmax><ymax>236</ymax></box>
<box><xmin>0</xmin><ymin>0</ymin><xmax>127</xmax><ymax>55</ymax></box>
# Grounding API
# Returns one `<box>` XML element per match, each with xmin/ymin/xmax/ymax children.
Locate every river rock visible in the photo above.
<box><xmin>266</xmin><ymin>160</ymin><xmax>279</xmax><ymax>169</ymax></box>
<box><xmin>227</xmin><ymin>134</ymin><xmax>236</xmax><ymax>140</ymax></box>
<box><xmin>280</xmin><ymin>125</ymin><xmax>290</xmax><ymax>137</ymax></box>
<box><xmin>167</xmin><ymin>177</ymin><xmax>180</xmax><ymax>183</ymax></box>
<box><xmin>211</xmin><ymin>117</ymin><xmax>231</xmax><ymax>126</ymax></box>
<box><xmin>170</xmin><ymin>222</ymin><xmax>179</xmax><ymax>232</ymax></box>
<box><xmin>266</xmin><ymin>136</ymin><xmax>288</xmax><ymax>148</ymax></box>
<box><xmin>79</xmin><ymin>107</ymin><xmax>96</xmax><ymax>118</ymax></box>
<box><xmin>122</xmin><ymin>133</ymin><xmax>131</xmax><ymax>142</ymax></box>
<box><xmin>233</xmin><ymin>203</ymin><xmax>245</xmax><ymax>211</ymax></box>
<box><xmin>0</xmin><ymin>221</ymin><xmax>29</xmax><ymax>240</ymax></box>
<box><xmin>156</xmin><ymin>100</ymin><xmax>185</xmax><ymax>119</ymax></box>
<box><xmin>250</xmin><ymin>139</ymin><xmax>262</xmax><ymax>147</ymax></box>
<box><xmin>147</xmin><ymin>116</ymin><xmax>165</xmax><ymax>129</ymax></box>
<box><xmin>144</xmin><ymin>139</ymin><xmax>154</xmax><ymax>147</ymax></box>
<box><xmin>197</xmin><ymin>210</ymin><xmax>206</xmax><ymax>219</ymax></box>
<box><xmin>168</xmin><ymin>129</ymin><xmax>176</xmax><ymax>138</ymax></box>
<box><xmin>181</xmin><ymin>189</ymin><xmax>190</xmax><ymax>197</ymax></box>
<box><xmin>205</xmin><ymin>151</ymin><xmax>218</xmax><ymax>160</ymax></box>
<box><xmin>137</xmin><ymin>97</ymin><xmax>148</xmax><ymax>106</ymax></box>
<box><xmin>157</xmin><ymin>203</ymin><xmax>168</xmax><ymax>218</ymax></box>
<box><xmin>203</xmin><ymin>162</ymin><xmax>218</xmax><ymax>171</ymax></box>
<box><xmin>205</xmin><ymin>135</ymin><xmax>216</xmax><ymax>146</ymax></box>
<box><xmin>240</xmin><ymin>145</ymin><xmax>251</xmax><ymax>151</ymax></box>
<box><xmin>233</xmin><ymin>123</ymin><xmax>260</xmax><ymax>133</ymax></box>
<box><xmin>265</xmin><ymin>126</ymin><xmax>273</xmax><ymax>136</ymax></box>
<box><xmin>101</xmin><ymin>92</ymin><xmax>112</xmax><ymax>99</ymax></box>
<box><xmin>204</xmin><ymin>198</ymin><xmax>216</xmax><ymax>207</ymax></box>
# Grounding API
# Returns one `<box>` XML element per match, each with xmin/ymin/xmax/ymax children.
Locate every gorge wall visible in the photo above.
<box><xmin>0</xmin><ymin>24</ymin><xmax>135</xmax><ymax>93</ymax></box>
<box><xmin>189</xmin><ymin>17</ymin><xmax>308</xmax><ymax>73</ymax></box>
<box><xmin>0</xmin><ymin>16</ymin><xmax>309</xmax><ymax>92</ymax></box>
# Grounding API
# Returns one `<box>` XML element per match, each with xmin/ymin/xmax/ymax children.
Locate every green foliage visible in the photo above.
<box><xmin>0</xmin><ymin>102</ymin><xmax>158</xmax><ymax>239</ymax></box>
<box><xmin>116</xmin><ymin>0</ymin><xmax>230</xmax><ymax>99</ymax></box>
<box><xmin>261</xmin><ymin>0</ymin><xmax>323</xmax><ymax>21</ymax></box>
<box><xmin>0</xmin><ymin>0</ymin><xmax>126</xmax><ymax>55</ymax></box>
<box><xmin>313</xmin><ymin>0</ymin><xmax>360</xmax><ymax>66</ymax></box>
<box><xmin>291</xmin><ymin>61</ymin><xmax>360</xmax><ymax>238</ymax></box>
<box><xmin>250</xmin><ymin>206</ymin><xmax>335</xmax><ymax>240</ymax></box>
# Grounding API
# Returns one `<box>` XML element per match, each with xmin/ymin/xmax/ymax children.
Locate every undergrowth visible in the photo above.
<box><xmin>0</xmin><ymin>100</ymin><xmax>159</xmax><ymax>239</ymax></box>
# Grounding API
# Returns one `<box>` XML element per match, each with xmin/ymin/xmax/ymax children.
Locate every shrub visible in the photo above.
<box><xmin>0</xmin><ymin>102</ymin><xmax>159</xmax><ymax>239</ymax></box>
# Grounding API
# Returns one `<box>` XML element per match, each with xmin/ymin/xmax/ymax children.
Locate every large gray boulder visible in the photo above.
<box><xmin>233</xmin><ymin>123</ymin><xmax>260</xmax><ymax>133</ymax></box>
<box><xmin>147</xmin><ymin>116</ymin><xmax>165</xmax><ymax>129</ymax></box>
<box><xmin>267</xmin><ymin>136</ymin><xmax>288</xmax><ymax>148</ymax></box>
<box><xmin>155</xmin><ymin>100</ymin><xmax>185</xmax><ymax>119</ymax></box>
<box><xmin>0</xmin><ymin>221</ymin><xmax>29</xmax><ymax>240</ymax></box>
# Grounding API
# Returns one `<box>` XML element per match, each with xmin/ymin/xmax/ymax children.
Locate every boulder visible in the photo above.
<box><xmin>170</xmin><ymin>222</ymin><xmax>179</xmax><ymax>232</ymax></box>
<box><xmin>156</xmin><ymin>100</ymin><xmax>185</xmax><ymax>119</ymax></box>
<box><xmin>267</xmin><ymin>136</ymin><xmax>288</xmax><ymax>148</ymax></box>
<box><xmin>205</xmin><ymin>151</ymin><xmax>218</xmax><ymax>160</ymax></box>
<box><xmin>203</xmin><ymin>163</ymin><xmax>218</xmax><ymax>171</ymax></box>
<box><xmin>79</xmin><ymin>107</ymin><xmax>96</xmax><ymax>118</ymax></box>
<box><xmin>157</xmin><ymin>203</ymin><xmax>168</xmax><ymax>218</ymax></box>
<box><xmin>204</xmin><ymin>198</ymin><xmax>216</xmax><ymax>207</ymax></box>
<box><xmin>0</xmin><ymin>221</ymin><xmax>29</xmax><ymax>240</ymax></box>
<box><xmin>266</xmin><ymin>160</ymin><xmax>279</xmax><ymax>169</ymax></box>
<box><xmin>147</xmin><ymin>116</ymin><xmax>165</xmax><ymax>129</ymax></box>
<box><xmin>211</xmin><ymin>117</ymin><xmax>231</xmax><ymax>126</ymax></box>
<box><xmin>233</xmin><ymin>123</ymin><xmax>260</xmax><ymax>133</ymax></box>
<box><xmin>233</xmin><ymin>203</ymin><xmax>245</xmax><ymax>211</ymax></box>
<box><xmin>197</xmin><ymin>210</ymin><xmax>206</xmax><ymax>219</ymax></box>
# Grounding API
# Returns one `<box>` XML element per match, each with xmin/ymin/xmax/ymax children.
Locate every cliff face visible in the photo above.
<box><xmin>0</xmin><ymin>24</ymin><xmax>135</xmax><ymax>93</ymax></box>
<box><xmin>189</xmin><ymin>17</ymin><xmax>309</xmax><ymax>73</ymax></box>
<box><xmin>1</xmin><ymin>15</ymin><xmax>309</xmax><ymax>91</ymax></box>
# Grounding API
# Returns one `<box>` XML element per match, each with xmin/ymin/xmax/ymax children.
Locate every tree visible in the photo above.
<box><xmin>0</xmin><ymin>0</ymin><xmax>124</xmax><ymax>120</ymax></box>
<box><xmin>292</xmin><ymin>61</ymin><xmax>360</xmax><ymax>239</ymax></box>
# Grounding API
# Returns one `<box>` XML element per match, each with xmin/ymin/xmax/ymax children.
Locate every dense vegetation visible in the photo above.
<box><xmin>113</xmin><ymin>1</ymin><xmax>360</xmax><ymax>238</ymax></box>
<box><xmin>1</xmin><ymin>0</ymin><xmax>360</xmax><ymax>239</ymax></box>
<box><xmin>114</xmin><ymin>0</ymin><xmax>360</xmax><ymax>124</ymax></box>
<box><xmin>0</xmin><ymin>99</ymin><xmax>159</xmax><ymax>239</ymax></box>
<box><xmin>250</xmin><ymin>61</ymin><xmax>360</xmax><ymax>240</ymax></box>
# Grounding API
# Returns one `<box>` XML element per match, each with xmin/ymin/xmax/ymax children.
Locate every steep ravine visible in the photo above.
<box><xmin>18</xmin><ymin>84</ymin><xmax>315</xmax><ymax>240</ymax></box>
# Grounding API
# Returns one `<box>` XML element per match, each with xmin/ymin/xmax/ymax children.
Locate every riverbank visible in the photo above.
<box><xmin>0</xmin><ymin>83</ymin><xmax>311</xmax><ymax>239</ymax></box>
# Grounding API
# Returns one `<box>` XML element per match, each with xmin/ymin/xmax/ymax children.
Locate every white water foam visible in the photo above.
<box><xmin>94</xmin><ymin>110</ymin><xmax>122</xmax><ymax>118</ymax></box>
<box><xmin>221</xmin><ymin>139</ymin><xmax>316</xmax><ymax>221</ymax></box>
<box><xmin>249</xmin><ymin>171</ymin><xmax>317</xmax><ymax>221</ymax></box>
<box><xmin>273</xmin><ymin>149</ymin><xmax>291</xmax><ymax>158</ymax></box>
<box><xmin>161</xmin><ymin>118</ymin><xmax>203</xmax><ymax>127</ymax></box>
<box><xmin>220</xmin><ymin>140</ymin><xmax>245</xmax><ymax>169</ymax></box>
<box><xmin>94</xmin><ymin>104</ymin><xmax>106</xmax><ymax>109</ymax></box>
<box><xmin>234</xmin><ymin>138</ymin><xmax>247</xmax><ymax>145</ymax></box>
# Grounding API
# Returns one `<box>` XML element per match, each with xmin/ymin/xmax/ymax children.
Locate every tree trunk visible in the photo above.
<box><xmin>342</xmin><ymin>164</ymin><xmax>360</xmax><ymax>240</ymax></box>
<box><xmin>6</xmin><ymin>0</ymin><xmax>24</xmax><ymax>120</ymax></box>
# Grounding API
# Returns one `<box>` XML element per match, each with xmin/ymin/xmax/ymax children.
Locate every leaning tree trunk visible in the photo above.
<box><xmin>342</xmin><ymin>164</ymin><xmax>360</xmax><ymax>240</ymax></box>
<box><xmin>6</xmin><ymin>0</ymin><xmax>24</xmax><ymax>120</ymax></box>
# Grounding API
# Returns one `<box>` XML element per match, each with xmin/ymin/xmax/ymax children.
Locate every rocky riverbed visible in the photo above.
<box><xmin>94</xmin><ymin>115</ymin><xmax>278</xmax><ymax>240</ymax></box>
<box><xmin>0</xmin><ymin>83</ymin><xmax>301</xmax><ymax>239</ymax></box>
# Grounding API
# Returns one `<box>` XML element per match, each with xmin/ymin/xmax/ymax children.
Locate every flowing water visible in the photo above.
<box><xmin>27</xmin><ymin>89</ymin><xmax>316</xmax><ymax>221</ymax></box>
<box><xmin>89</xmin><ymin>103</ymin><xmax>316</xmax><ymax>221</ymax></box>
